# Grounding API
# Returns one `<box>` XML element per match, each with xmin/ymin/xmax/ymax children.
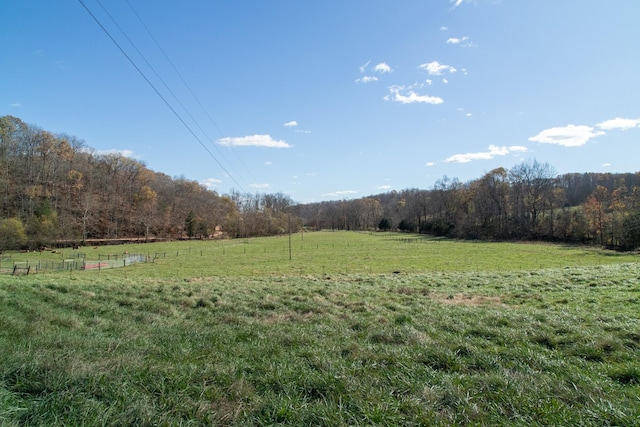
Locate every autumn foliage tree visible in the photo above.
<box><xmin>583</xmin><ymin>186</ymin><xmax>609</xmax><ymax>245</ymax></box>
<box><xmin>2</xmin><ymin>115</ymin><xmax>639</xmax><ymax>251</ymax></box>
<box><xmin>300</xmin><ymin>166</ymin><xmax>640</xmax><ymax>249</ymax></box>
<box><xmin>0</xmin><ymin>116</ymin><xmax>300</xmax><ymax>249</ymax></box>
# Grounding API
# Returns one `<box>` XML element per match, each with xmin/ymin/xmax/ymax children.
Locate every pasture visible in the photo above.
<box><xmin>1</xmin><ymin>232</ymin><xmax>639</xmax><ymax>425</ymax></box>
<box><xmin>6</xmin><ymin>231</ymin><xmax>635</xmax><ymax>277</ymax></box>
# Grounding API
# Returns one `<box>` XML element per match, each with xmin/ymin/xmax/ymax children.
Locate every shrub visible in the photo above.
<box><xmin>0</xmin><ymin>218</ymin><xmax>27</xmax><ymax>251</ymax></box>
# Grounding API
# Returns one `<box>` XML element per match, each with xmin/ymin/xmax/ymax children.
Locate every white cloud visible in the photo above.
<box><xmin>356</xmin><ymin>62</ymin><xmax>391</xmax><ymax>83</ymax></box>
<box><xmin>377</xmin><ymin>185</ymin><xmax>392</xmax><ymax>190</ymax></box>
<box><xmin>10</xmin><ymin>103</ymin><xmax>22</xmax><ymax>108</ymax></box>
<box><xmin>264</xmin><ymin>161</ymin><xmax>272</xmax><ymax>165</ymax></box>
<box><xmin>596</xmin><ymin>117</ymin><xmax>640</xmax><ymax>131</ymax></box>
<box><xmin>216</xmin><ymin>134</ymin><xmax>290</xmax><ymax>148</ymax></box>
<box><xmin>419</xmin><ymin>61</ymin><xmax>457</xmax><ymax>76</ymax></box>
<box><xmin>322</xmin><ymin>190</ymin><xmax>358</xmax><ymax>198</ymax></box>
<box><xmin>200</xmin><ymin>178</ymin><xmax>222</xmax><ymax>189</ymax></box>
<box><xmin>96</xmin><ymin>148</ymin><xmax>135</xmax><ymax>158</ymax></box>
<box><xmin>528</xmin><ymin>125</ymin><xmax>604</xmax><ymax>147</ymax></box>
<box><xmin>446</xmin><ymin>145</ymin><xmax>528</xmax><ymax>163</ymax></box>
<box><xmin>426</xmin><ymin>162</ymin><xmax>436</xmax><ymax>167</ymax></box>
<box><xmin>284</xmin><ymin>121</ymin><xmax>298</xmax><ymax>127</ymax></box>
<box><xmin>249</xmin><ymin>183</ymin><xmax>270</xmax><ymax>189</ymax></box>
<box><xmin>374</xmin><ymin>62</ymin><xmax>392</xmax><ymax>73</ymax></box>
<box><xmin>601</xmin><ymin>163</ymin><xmax>611</xmax><ymax>167</ymax></box>
<box><xmin>440</xmin><ymin>26</ymin><xmax>448</xmax><ymax>31</ymax></box>
<box><xmin>446</xmin><ymin>36</ymin><xmax>469</xmax><ymax>44</ymax></box>
<box><xmin>450</xmin><ymin>0</ymin><xmax>472</xmax><ymax>8</ymax></box>
<box><xmin>355</xmin><ymin>76</ymin><xmax>379</xmax><ymax>84</ymax></box>
<box><xmin>385</xmin><ymin>86</ymin><xmax>444</xmax><ymax>105</ymax></box>
<box><xmin>442</xmin><ymin>78</ymin><xmax>449</xmax><ymax>84</ymax></box>
<box><xmin>446</xmin><ymin>36</ymin><xmax>476</xmax><ymax>48</ymax></box>
<box><xmin>359</xmin><ymin>60</ymin><xmax>371</xmax><ymax>73</ymax></box>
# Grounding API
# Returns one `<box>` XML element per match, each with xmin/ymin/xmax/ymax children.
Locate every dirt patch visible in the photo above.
<box><xmin>436</xmin><ymin>293</ymin><xmax>506</xmax><ymax>307</ymax></box>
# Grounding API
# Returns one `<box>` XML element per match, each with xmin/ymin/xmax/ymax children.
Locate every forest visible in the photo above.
<box><xmin>1</xmin><ymin>115</ymin><xmax>639</xmax><ymax>251</ymax></box>
<box><xmin>0</xmin><ymin>115</ymin><xmax>296</xmax><ymax>251</ymax></box>
<box><xmin>299</xmin><ymin>167</ymin><xmax>640</xmax><ymax>250</ymax></box>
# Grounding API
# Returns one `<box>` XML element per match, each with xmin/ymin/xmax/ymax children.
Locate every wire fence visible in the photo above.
<box><xmin>0</xmin><ymin>253</ymin><xmax>149</xmax><ymax>275</ymax></box>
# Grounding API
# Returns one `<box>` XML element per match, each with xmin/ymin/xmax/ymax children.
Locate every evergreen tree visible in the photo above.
<box><xmin>398</xmin><ymin>219</ymin><xmax>414</xmax><ymax>232</ymax></box>
<box><xmin>185</xmin><ymin>211</ymin><xmax>196</xmax><ymax>238</ymax></box>
<box><xmin>378</xmin><ymin>217</ymin><xmax>392</xmax><ymax>231</ymax></box>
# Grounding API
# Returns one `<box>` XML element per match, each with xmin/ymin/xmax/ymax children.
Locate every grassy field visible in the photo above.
<box><xmin>1</xmin><ymin>232</ymin><xmax>639</xmax><ymax>425</ymax></box>
<box><xmin>5</xmin><ymin>231</ymin><xmax>636</xmax><ymax>277</ymax></box>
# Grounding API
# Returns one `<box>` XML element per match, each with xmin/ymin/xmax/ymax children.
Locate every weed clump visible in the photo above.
<box><xmin>608</xmin><ymin>365</ymin><xmax>640</xmax><ymax>385</ymax></box>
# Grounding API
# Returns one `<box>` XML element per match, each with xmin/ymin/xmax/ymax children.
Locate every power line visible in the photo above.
<box><xmin>78</xmin><ymin>0</ymin><xmax>247</xmax><ymax>193</ymax></box>
<box><xmin>94</xmin><ymin>0</ymin><xmax>246</xmax><ymax>185</ymax></box>
<box><xmin>94</xmin><ymin>0</ymin><xmax>252</xmax><ymax>190</ymax></box>
<box><xmin>123</xmin><ymin>0</ymin><xmax>259</xmax><ymax>185</ymax></box>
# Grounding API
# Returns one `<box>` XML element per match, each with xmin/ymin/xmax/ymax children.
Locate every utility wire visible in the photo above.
<box><xmin>124</xmin><ymin>0</ymin><xmax>258</xmax><ymax>184</ymax></box>
<box><xmin>94</xmin><ymin>0</ymin><xmax>247</xmax><ymax>186</ymax></box>
<box><xmin>78</xmin><ymin>0</ymin><xmax>246</xmax><ymax>193</ymax></box>
<box><xmin>94</xmin><ymin>0</ymin><xmax>251</xmax><ymax>190</ymax></box>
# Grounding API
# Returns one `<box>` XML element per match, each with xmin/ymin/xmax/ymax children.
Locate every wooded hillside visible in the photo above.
<box><xmin>0</xmin><ymin>116</ymin><xmax>296</xmax><ymax>250</ymax></box>
<box><xmin>298</xmin><ymin>164</ymin><xmax>640</xmax><ymax>250</ymax></box>
<box><xmin>2</xmin><ymin>115</ymin><xmax>639</xmax><ymax>251</ymax></box>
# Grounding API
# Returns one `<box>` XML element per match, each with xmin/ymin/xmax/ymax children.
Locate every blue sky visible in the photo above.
<box><xmin>2</xmin><ymin>1</ymin><xmax>639</xmax><ymax>202</ymax></box>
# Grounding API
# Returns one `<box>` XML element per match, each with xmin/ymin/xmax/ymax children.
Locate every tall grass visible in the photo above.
<box><xmin>1</xmin><ymin>232</ymin><xmax>639</xmax><ymax>425</ymax></box>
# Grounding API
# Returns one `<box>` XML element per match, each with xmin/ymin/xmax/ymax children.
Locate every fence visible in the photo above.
<box><xmin>1</xmin><ymin>253</ymin><xmax>149</xmax><ymax>275</ymax></box>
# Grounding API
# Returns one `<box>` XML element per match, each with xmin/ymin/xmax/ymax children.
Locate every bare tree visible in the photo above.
<box><xmin>509</xmin><ymin>160</ymin><xmax>556</xmax><ymax>238</ymax></box>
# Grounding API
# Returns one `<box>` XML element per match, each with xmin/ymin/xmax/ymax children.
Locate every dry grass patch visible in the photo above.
<box><xmin>436</xmin><ymin>293</ymin><xmax>507</xmax><ymax>307</ymax></box>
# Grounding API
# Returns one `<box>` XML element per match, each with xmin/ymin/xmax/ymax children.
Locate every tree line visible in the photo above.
<box><xmin>299</xmin><ymin>162</ymin><xmax>640</xmax><ymax>250</ymax></box>
<box><xmin>2</xmin><ymin>115</ymin><xmax>639</xmax><ymax>251</ymax></box>
<box><xmin>0</xmin><ymin>116</ymin><xmax>297</xmax><ymax>251</ymax></box>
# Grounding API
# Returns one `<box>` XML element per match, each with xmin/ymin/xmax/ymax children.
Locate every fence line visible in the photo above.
<box><xmin>2</xmin><ymin>254</ymin><xmax>149</xmax><ymax>275</ymax></box>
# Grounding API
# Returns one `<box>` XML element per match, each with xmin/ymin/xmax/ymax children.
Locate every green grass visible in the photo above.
<box><xmin>1</xmin><ymin>232</ymin><xmax>639</xmax><ymax>425</ymax></box>
<box><xmin>6</xmin><ymin>231</ymin><xmax>634</xmax><ymax>278</ymax></box>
